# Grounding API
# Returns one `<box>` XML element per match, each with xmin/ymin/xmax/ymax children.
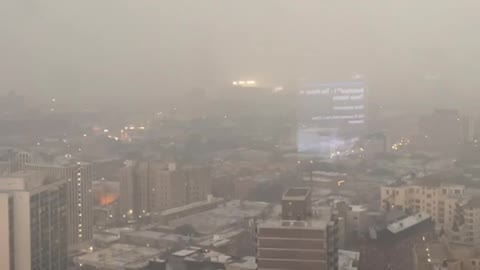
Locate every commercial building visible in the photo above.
<box><xmin>0</xmin><ymin>172</ymin><xmax>68</xmax><ymax>270</ymax></box>
<box><xmin>381</xmin><ymin>174</ymin><xmax>480</xmax><ymax>247</ymax></box>
<box><xmin>256</xmin><ymin>188</ymin><xmax>338</xmax><ymax>270</ymax></box>
<box><xmin>119</xmin><ymin>161</ymin><xmax>212</xmax><ymax>218</ymax></box>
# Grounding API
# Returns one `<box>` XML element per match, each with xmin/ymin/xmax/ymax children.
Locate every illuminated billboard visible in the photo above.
<box><xmin>297</xmin><ymin>81</ymin><xmax>367</xmax><ymax>158</ymax></box>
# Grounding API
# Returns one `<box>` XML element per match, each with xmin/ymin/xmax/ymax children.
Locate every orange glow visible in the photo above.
<box><xmin>100</xmin><ymin>193</ymin><xmax>118</xmax><ymax>206</ymax></box>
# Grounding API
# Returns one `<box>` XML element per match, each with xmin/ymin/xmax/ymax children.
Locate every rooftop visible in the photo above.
<box><xmin>350</xmin><ymin>205</ymin><xmax>367</xmax><ymax>212</ymax></box>
<box><xmin>338</xmin><ymin>250</ymin><xmax>360</xmax><ymax>270</ymax></box>
<box><xmin>169</xmin><ymin>200</ymin><xmax>270</xmax><ymax>234</ymax></box>
<box><xmin>284</xmin><ymin>187</ymin><xmax>310</xmax><ymax>197</ymax></box>
<box><xmin>123</xmin><ymin>230</ymin><xmax>166</xmax><ymax>240</ymax></box>
<box><xmin>160</xmin><ymin>197</ymin><xmax>223</xmax><ymax>216</ymax></box>
<box><xmin>185</xmin><ymin>249</ymin><xmax>231</xmax><ymax>264</ymax></box>
<box><xmin>74</xmin><ymin>244</ymin><xmax>162</xmax><ymax>270</ymax></box>
<box><xmin>259</xmin><ymin>218</ymin><xmax>328</xmax><ymax>229</ymax></box>
<box><xmin>0</xmin><ymin>172</ymin><xmax>64</xmax><ymax>192</ymax></box>
<box><xmin>387</xmin><ymin>213</ymin><xmax>431</xmax><ymax>234</ymax></box>
<box><xmin>172</xmin><ymin>247</ymin><xmax>201</xmax><ymax>257</ymax></box>
<box><xmin>228</xmin><ymin>256</ymin><xmax>256</xmax><ymax>270</ymax></box>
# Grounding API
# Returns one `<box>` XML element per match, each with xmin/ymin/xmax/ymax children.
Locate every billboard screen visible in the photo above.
<box><xmin>297</xmin><ymin>81</ymin><xmax>367</xmax><ymax>158</ymax></box>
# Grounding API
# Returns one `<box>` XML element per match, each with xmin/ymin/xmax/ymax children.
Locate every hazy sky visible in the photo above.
<box><xmin>2</xmin><ymin>1</ymin><xmax>480</xmax><ymax>110</ymax></box>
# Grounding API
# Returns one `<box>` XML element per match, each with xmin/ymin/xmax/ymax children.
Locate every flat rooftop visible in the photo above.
<box><xmin>259</xmin><ymin>218</ymin><xmax>328</xmax><ymax>229</ymax></box>
<box><xmin>74</xmin><ymin>244</ymin><xmax>162</xmax><ymax>270</ymax></box>
<box><xmin>283</xmin><ymin>187</ymin><xmax>311</xmax><ymax>199</ymax></box>
<box><xmin>172</xmin><ymin>247</ymin><xmax>201</xmax><ymax>257</ymax></box>
<box><xmin>169</xmin><ymin>200</ymin><xmax>270</xmax><ymax>234</ymax></box>
<box><xmin>387</xmin><ymin>212</ymin><xmax>431</xmax><ymax>234</ymax></box>
<box><xmin>123</xmin><ymin>230</ymin><xmax>166</xmax><ymax>240</ymax></box>
<box><xmin>185</xmin><ymin>249</ymin><xmax>231</xmax><ymax>264</ymax></box>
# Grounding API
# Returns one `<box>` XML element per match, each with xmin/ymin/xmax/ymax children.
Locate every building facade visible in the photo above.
<box><xmin>119</xmin><ymin>161</ymin><xmax>212</xmax><ymax>218</ymax></box>
<box><xmin>24</xmin><ymin>161</ymin><xmax>93</xmax><ymax>246</ymax></box>
<box><xmin>256</xmin><ymin>188</ymin><xmax>338</xmax><ymax>270</ymax></box>
<box><xmin>0</xmin><ymin>172</ymin><xmax>68</xmax><ymax>270</ymax></box>
<box><xmin>381</xmin><ymin>178</ymin><xmax>480</xmax><ymax>247</ymax></box>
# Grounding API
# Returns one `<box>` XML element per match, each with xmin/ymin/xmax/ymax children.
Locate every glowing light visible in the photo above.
<box><xmin>83</xmin><ymin>134</ymin><xmax>87</xmax><ymax>137</ymax></box>
<box><xmin>100</xmin><ymin>194</ymin><xmax>117</xmax><ymax>206</ymax></box>
<box><xmin>139</xmin><ymin>126</ymin><xmax>145</xmax><ymax>130</ymax></box>
<box><xmin>337</xmin><ymin>180</ymin><xmax>346</xmax><ymax>186</ymax></box>
<box><xmin>104</xmin><ymin>129</ymin><xmax>109</xmax><ymax>133</ymax></box>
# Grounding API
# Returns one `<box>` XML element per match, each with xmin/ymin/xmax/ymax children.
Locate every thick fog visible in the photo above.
<box><xmin>2</xmin><ymin>0</ymin><xmax>480</xmax><ymax>110</ymax></box>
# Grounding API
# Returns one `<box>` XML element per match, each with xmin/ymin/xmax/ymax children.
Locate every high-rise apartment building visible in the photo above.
<box><xmin>119</xmin><ymin>161</ymin><xmax>212</xmax><ymax>218</ymax></box>
<box><xmin>0</xmin><ymin>172</ymin><xmax>68</xmax><ymax>270</ymax></box>
<box><xmin>256</xmin><ymin>188</ymin><xmax>338</xmax><ymax>270</ymax></box>
<box><xmin>381</xmin><ymin>175</ymin><xmax>480</xmax><ymax>247</ymax></box>
<box><xmin>24</xmin><ymin>161</ymin><xmax>93</xmax><ymax>246</ymax></box>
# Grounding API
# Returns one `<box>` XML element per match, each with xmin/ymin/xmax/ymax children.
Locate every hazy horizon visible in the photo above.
<box><xmin>2</xmin><ymin>0</ymin><xmax>480</xmax><ymax>111</ymax></box>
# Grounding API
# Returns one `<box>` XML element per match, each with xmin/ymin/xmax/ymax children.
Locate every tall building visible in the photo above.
<box><xmin>381</xmin><ymin>174</ymin><xmax>480</xmax><ymax>247</ymax></box>
<box><xmin>24</xmin><ymin>161</ymin><xmax>93</xmax><ymax>246</ymax></box>
<box><xmin>256</xmin><ymin>188</ymin><xmax>338</xmax><ymax>270</ymax></box>
<box><xmin>0</xmin><ymin>172</ymin><xmax>68</xmax><ymax>270</ymax></box>
<box><xmin>119</xmin><ymin>161</ymin><xmax>212</xmax><ymax>218</ymax></box>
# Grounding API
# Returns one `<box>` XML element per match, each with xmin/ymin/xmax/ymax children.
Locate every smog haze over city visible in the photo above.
<box><xmin>1</xmin><ymin>1</ymin><xmax>480</xmax><ymax>270</ymax></box>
